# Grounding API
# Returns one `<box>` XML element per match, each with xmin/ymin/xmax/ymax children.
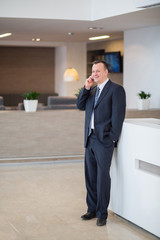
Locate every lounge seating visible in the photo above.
<box><xmin>47</xmin><ymin>96</ymin><xmax>77</xmax><ymax>109</ymax></box>
<box><xmin>0</xmin><ymin>93</ymin><xmax>58</xmax><ymax>107</ymax></box>
<box><xmin>18</xmin><ymin>96</ymin><xmax>77</xmax><ymax>110</ymax></box>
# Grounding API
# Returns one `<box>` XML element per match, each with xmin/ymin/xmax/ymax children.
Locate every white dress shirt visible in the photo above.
<box><xmin>90</xmin><ymin>78</ymin><xmax>109</xmax><ymax>130</ymax></box>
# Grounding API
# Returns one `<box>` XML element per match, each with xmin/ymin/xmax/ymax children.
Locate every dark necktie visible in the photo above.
<box><xmin>88</xmin><ymin>87</ymin><xmax>100</xmax><ymax>136</ymax></box>
<box><xmin>94</xmin><ymin>87</ymin><xmax>100</xmax><ymax>106</ymax></box>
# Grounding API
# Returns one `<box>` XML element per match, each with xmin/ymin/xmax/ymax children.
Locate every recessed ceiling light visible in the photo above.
<box><xmin>32</xmin><ymin>38</ymin><xmax>41</xmax><ymax>41</ymax></box>
<box><xmin>68</xmin><ymin>32</ymin><xmax>74</xmax><ymax>36</ymax></box>
<box><xmin>89</xmin><ymin>35</ymin><xmax>110</xmax><ymax>41</ymax></box>
<box><xmin>88</xmin><ymin>27</ymin><xmax>97</xmax><ymax>30</ymax></box>
<box><xmin>88</xmin><ymin>27</ymin><xmax>104</xmax><ymax>30</ymax></box>
<box><xmin>0</xmin><ymin>33</ymin><xmax>12</xmax><ymax>38</ymax></box>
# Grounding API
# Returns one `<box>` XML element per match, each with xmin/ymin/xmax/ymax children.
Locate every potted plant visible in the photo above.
<box><xmin>22</xmin><ymin>90</ymin><xmax>40</xmax><ymax>112</ymax></box>
<box><xmin>137</xmin><ymin>90</ymin><xmax>151</xmax><ymax>110</ymax></box>
<box><xmin>75</xmin><ymin>87</ymin><xmax>83</xmax><ymax>97</ymax></box>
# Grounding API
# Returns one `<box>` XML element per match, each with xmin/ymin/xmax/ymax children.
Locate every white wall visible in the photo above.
<box><xmin>0</xmin><ymin>0</ymin><xmax>92</xmax><ymax>20</ymax></box>
<box><xmin>124</xmin><ymin>25</ymin><xmax>160</xmax><ymax>109</ymax></box>
<box><xmin>66</xmin><ymin>43</ymin><xmax>87</xmax><ymax>96</ymax></box>
<box><xmin>55</xmin><ymin>46</ymin><xmax>66</xmax><ymax>96</ymax></box>
<box><xmin>0</xmin><ymin>0</ymin><xmax>139</xmax><ymax>20</ymax></box>
<box><xmin>91</xmin><ymin>0</ymin><xmax>139</xmax><ymax>20</ymax></box>
<box><xmin>55</xmin><ymin>43</ymin><xmax>86</xmax><ymax>96</ymax></box>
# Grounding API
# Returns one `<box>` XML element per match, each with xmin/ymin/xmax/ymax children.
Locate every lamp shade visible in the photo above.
<box><xmin>63</xmin><ymin>68</ymin><xmax>79</xmax><ymax>82</ymax></box>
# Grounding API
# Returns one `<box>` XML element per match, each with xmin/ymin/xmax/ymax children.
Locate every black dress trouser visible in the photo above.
<box><xmin>85</xmin><ymin>132</ymin><xmax>114</xmax><ymax>219</ymax></box>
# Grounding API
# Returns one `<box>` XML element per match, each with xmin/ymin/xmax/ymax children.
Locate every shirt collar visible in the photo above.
<box><xmin>97</xmin><ymin>78</ymin><xmax>109</xmax><ymax>92</ymax></box>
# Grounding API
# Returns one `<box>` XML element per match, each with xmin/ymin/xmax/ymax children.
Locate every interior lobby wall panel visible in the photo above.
<box><xmin>124</xmin><ymin>25</ymin><xmax>160</xmax><ymax>109</ymax></box>
<box><xmin>0</xmin><ymin>47</ymin><xmax>55</xmax><ymax>94</ymax></box>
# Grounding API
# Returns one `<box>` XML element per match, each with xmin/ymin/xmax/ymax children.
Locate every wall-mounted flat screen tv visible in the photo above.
<box><xmin>104</xmin><ymin>51</ymin><xmax>123</xmax><ymax>73</ymax></box>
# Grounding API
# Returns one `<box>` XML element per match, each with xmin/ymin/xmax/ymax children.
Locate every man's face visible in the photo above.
<box><xmin>92</xmin><ymin>63</ymin><xmax>108</xmax><ymax>84</ymax></box>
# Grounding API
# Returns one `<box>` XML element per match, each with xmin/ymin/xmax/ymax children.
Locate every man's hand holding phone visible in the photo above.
<box><xmin>85</xmin><ymin>76</ymin><xmax>94</xmax><ymax>90</ymax></box>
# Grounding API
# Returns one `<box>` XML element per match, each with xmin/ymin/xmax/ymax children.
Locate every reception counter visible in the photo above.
<box><xmin>110</xmin><ymin>118</ymin><xmax>160</xmax><ymax>237</ymax></box>
<box><xmin>0</xmin><ymin>110</ymin><xmax>85</xmax><ymax>161</ymax></box>
<box><xmin>0</xmin><ymin>108</ymin><xmax>159</xmax><ymax>161</ymax></box>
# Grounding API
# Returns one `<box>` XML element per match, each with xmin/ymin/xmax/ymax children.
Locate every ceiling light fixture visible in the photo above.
<box><xmin>0</xmin><ymin>33</ymin><xmax>12</xmax><ymax>38</ymax></box>
<box><xmin>89</xmin><ymin>35</ymin><xmax>110</xmax><ymax>41</ymax></box>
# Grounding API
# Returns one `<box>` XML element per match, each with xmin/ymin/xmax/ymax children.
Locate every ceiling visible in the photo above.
<box><xmin>0</xmin><ymin>6</ymin><xmax>160</xmax><ymax>47</ymax></box>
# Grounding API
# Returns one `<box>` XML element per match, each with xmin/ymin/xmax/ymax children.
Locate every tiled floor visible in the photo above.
<box><xmin>0</xmin><ymin>160</ymin><xmax>158</xmax><ymax>240</ymax></box>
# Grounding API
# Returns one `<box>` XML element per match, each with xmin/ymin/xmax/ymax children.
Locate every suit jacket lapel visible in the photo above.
<box><xmin>95</xmin><ymin>80</ymin><xmax>111</xmax><ymax>108</ymax></box>
<box><xmin>90</xmin><ymin>85</ymin><xmax>97</xmax><ymax>108</ymax></box>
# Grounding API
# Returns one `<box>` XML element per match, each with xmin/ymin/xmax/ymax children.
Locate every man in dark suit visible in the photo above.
<box><xmin>77</xmin><ymin>60</ymin><xmax>126</xmax><ymax>226</ymax></box>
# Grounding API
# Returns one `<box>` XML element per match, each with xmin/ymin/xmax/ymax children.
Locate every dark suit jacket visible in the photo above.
<box><xmin>77</xmin><ymin>80</ymin><xmax>126</xmax><ymax>147</ymax></box>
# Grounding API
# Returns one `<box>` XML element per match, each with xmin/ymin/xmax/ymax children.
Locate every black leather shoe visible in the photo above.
<box><xmin>81</xmin><ymin>212</ymin><xmax>96</xmax><ymax>220</ymax></box>
<box><xmin>96</xmin><ymin>218</ymin><xmax>106</xmax><ymax>226</ymax></box>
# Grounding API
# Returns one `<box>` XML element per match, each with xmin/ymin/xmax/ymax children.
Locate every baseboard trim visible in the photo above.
<box><xmin>0</xmin><ymin>154</ymin><xmax>84</xmax><ymax>164</ymax></box>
